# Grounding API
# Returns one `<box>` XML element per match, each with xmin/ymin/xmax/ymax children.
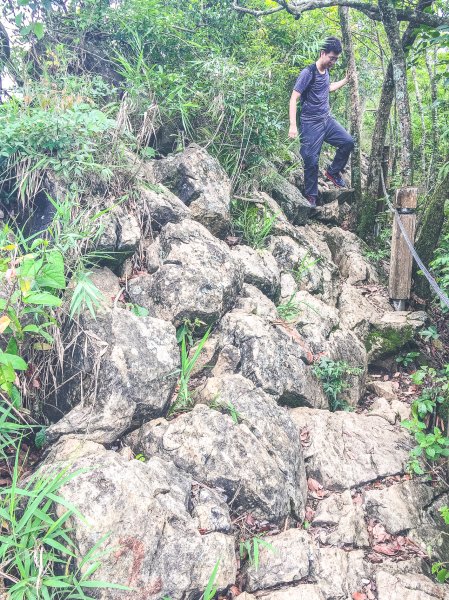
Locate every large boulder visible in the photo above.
<box><xmin>196</xmin><ymin>373</ymin><xmax>307</xmax><ymax>511</ymax></box>
<box><xmin>243</xmin><ymin>529</ymin><xmax>314</xmax><ymax>592</ymax></box>
<box><xmin>338</xmin><ymin>283</ymin><xmax>427</xmax><ymax>361</ymax></box>
<box><xmin>128</xmin><ymin>219</ymin><xmax>243</xmax><ymax>327</ymax></box>
<box><xmin>312</xmin><ymin>490</ymin><xmax>369</xmax><ymax>547</ymax></box>
<box><xmin>363</xmin><ymin>480</ymin><xmax>449</xmax><ymax>560</ymax></box>
<box><xmin>41</xmin><ymin>437</ymin><xmax>236</xmax><ymax>600</ymax></box>
<box><xmin>324</xmin><ymin>226</ymin><xmax>379</xmax><ymax>285</ymax></box>
<box><xmin>231</xmin><ymin>245</ymin><xmax>280</xmax><ymax>301</ymax></box>
<box><xmin>263</xmin><ymin>166</ymin><xmax>311</xmax><ymax>225</ymax></box>
<box><xmin>290</xmin><ymin>408</ymin><xmax>412</xmax><ymax>490</ymax></box>
<box><xmin>151</xmin><ymin>143</ymin><xmax>232</xmax><ymax>237</ymax></box>
<box><xmin>218</xmin><ymin>301</ymin><xmax>328</xmax><ymax>409</ymax></box>
<box><xmin>375</xmin><ymin>570</ymin><xmax>449</xmax><ymax>600</ymax></box>
<box><xmin>326</xmin><ymin>328</ymin><xmax>368</xmax><ymax>406</ymax></box>
<box><xmin>126</xmin><ymin>403</ymin><xmax>306</xmax><ymax>522</ymax></box>
<box><xmin>46</xmin><ymin>271</ymin><xmax>179</xmax><ymax>444</ymax></box>
<box><xmin>268</xmin><ymin>235</ymin><xmax>340</xmax><ymax>307</ymax></box>
<box><xmin>132</xmin><ymin>182</ymin><xmax>191</xmax><ymax>232</ymax></box>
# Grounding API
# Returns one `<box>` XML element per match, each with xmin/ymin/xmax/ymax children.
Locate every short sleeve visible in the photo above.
<box><xmin>293</xmin><ymin>68</ymin><xmax>313</xmax><ymax>94</ymax></box>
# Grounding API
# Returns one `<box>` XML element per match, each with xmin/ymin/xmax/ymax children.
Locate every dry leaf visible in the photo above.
<box><xmin>305</xmin><ymin>506</ymin><xmax>315</xmax><ymax>521</ymax></box>
<box><xmin>352</xmin><ymin>593</ymin><xmax>367</xmax><ymax>600</ymax></box>
<box><xmin>0</xmin><ymin>315</ymin><xmax>11</xmax><ymax>334</ymax></box>
<box><xmin>372</xmin><ymin>543</ymin><xmax>397</xmax><ymax>556</ymax></box>
<box><xmin>372</xmin><ymin>523</ymin><xmax>389</xmax><ymax>543</ymax></box>
<box><xmin>307</xmin><ymin>477</ymin><xmax>325</xmax><ymax>499</ymax></box>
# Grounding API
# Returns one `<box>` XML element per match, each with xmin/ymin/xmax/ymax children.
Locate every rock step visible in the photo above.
<box><xmin>319</xmin><ymin>188</ymin><xmax>355</xmax><ymax>205</ymax></box>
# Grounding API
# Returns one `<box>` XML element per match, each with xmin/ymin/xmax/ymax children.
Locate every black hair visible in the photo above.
<box><xmin>320</xmin><ymin>36</ymin><xmax>343</xmax><ymax>55</ymax></box>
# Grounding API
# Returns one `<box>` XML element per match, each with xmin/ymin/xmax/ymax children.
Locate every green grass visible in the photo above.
<box><xmin>0</xmin><ymin>447</ymin><xmax>130</xmax><ymax>599</ymax></box>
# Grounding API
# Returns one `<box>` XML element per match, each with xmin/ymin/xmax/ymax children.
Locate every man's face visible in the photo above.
<box><xmin>321</xmin><ymin>51</ymin><xmax>340</xmax><ymax>70</ymax></box>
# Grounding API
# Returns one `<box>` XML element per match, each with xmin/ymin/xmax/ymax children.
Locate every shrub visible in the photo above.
<box><xmin>231</xmin><ymin>200</ymin><xmax>277</xmax><ymax>249</ymax></box>
<box><xmin>312</xmin><ymin>357</ymin><xmax>362</xmax><ymax>412</ymax></box>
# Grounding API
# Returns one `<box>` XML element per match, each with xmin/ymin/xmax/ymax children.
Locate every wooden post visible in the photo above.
<box><xmin>389</xmin><ymin>187</ymin><xmax>418</xmax><ymax>306</ymax></box>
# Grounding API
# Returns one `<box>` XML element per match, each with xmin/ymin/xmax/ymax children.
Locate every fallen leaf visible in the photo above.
<box><xmin>229</xmin><ymin>585</ymin><xmax>241</xmax><ymax>597</ymax></box>
<box><xmin>372</xmin><ymin>523</ymin><xmax>389</xmax><ymax>543</ymax></box>
<box><xmin>245</xmin><ymin>513</ymin><xmax>256</xmax><ymax>526</ymax></box>
<box><xmin>352</xmin><ymin>593</ymin><xmax>367</xmax><ymax>600</ymax></box>
<box><xmin>372</xmin><ymin>543</ymin><xmax>397</xmax><ymax>556</ymax></box>
<box><xmin>305</xmin><ymin>506</ymin><xmax>315</xmax><ymax>521</ymax></box>
<box><xmin>307</xmin><ymin>477</ymin><xmax>325</xmax><ymax>499</ymax></box>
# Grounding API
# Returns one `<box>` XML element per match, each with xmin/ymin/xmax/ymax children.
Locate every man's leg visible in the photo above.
<box><xmin>300</xmin><ymin>119</ymin><xmax>326</xmax><ymax>198</ymax></box>
<box><xmin>324</xmin><ymin>117</ymin><xmax>354</xmax><ymax>176</ymax></box>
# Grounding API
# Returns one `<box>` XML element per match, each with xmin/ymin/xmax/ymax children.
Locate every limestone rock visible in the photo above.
<box><xmin>326</xmin><ymin>328</ymin><xmax>368</xmax><ymax>406</ymax></box>
<box><xmin>151</xmin><ymin>143</ymin><xmax>232</xmax><ymax>237</ymax></box>
<box><xmin>218</xmin><ymin>306</ymin><xmax>328</xmax><ymax>409</ymax></box>
<box><xmin>312</xmin><ymin>490</ymin><xmax>369</xmax><ymax>547</ymax></box>
<box><xmin>196</xmin><ymin>374</ymin><xmax>307</xmax><ymax>512</ymax></box>
<box><xmin>268</xmin><ymin>235</ymin><xmax>340</xmax><ymax>306</ymax></box>
<box><xmin>363</xmin><ymin>480</ymin><xmax>449</xmax><ymax>560</ymax></box>
<box><xmin>366</xmin><ymin>311</ymin><xmax>427</xmax><ymax>361</ymax></box>
<box><xmin>290</xmin><ymin>408</ymin><xmax>412</xmax><ymax>490</ymax></box>
<box><xmin>133</xmin><ymin>183</ymin><xmax>190</xmax><ymax>232</ymax></box>
<box><xmin>128</xmin><ymin>219</ymin><xmax>243</xmax><ymax>327</ymax></box>
<box><xmin>41</xmin><ymin>437</ymin><xmax>237</xmax><ymax>600</ymax></box>
<box><xmin>324</xmin><ymin>226</ymin><xmax>379</xmax><ymax>284</ymax></box>
<box><xmin>46</xmin><ymin>308</ymin><xmax>179</xmax><ymax>444</ymax></box>
<box><xmin>256</xmin><ymin>587</ymin><xmax>324</xmax><ymax>600</ymax></box>
<box><xmin>363</xmin><ymin>480</ymin><xmax>434</xmax><ymax>534</ymax></box>
<box><xmin>231</xmin><ymin>245</ymin><xmax>280</xmax><ymax>301</ymax></box>
<box><xmin>96</xmin><ymin>202</ymin><xmax>141</xmax><ymax>263</ymax></box>
<box><xmin>375</xmin><ymin>570</ymin><xmax>449</xmax><ymax>600</ymax></box>
<box><xmin>367</xmin><ymin>379</ymin><xmax>399</xmax><ymax>401</ymax></box>
<box><xmin>267</xmin><ymin>171</ymin><xmax>311</xmax><ymax>225</ymax></box>
<box><xmin>338</xmin><ymin>283</ymin><xmax>427</xmax><ymax>360</ymax></box>
<box><xmin>244</xmin><ymin>529</ymin><xmax>314</xmax><ymax>592</ymax></box>
<box><xmin>126</xmin><ymin>404</ymin><xmax>306</xmax><ymax>522</ymax></box>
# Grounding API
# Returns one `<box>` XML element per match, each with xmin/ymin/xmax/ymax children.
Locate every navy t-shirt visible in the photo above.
<box><xmin>294</xmin><ymin>66</ymin><xmax>330</xmax><ymax>122</ymax></box>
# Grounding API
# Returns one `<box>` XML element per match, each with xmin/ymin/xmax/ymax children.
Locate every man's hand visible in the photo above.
<box><xmin>289</xmin><ymin>125</ymin><xmax>298</xmax><ymax>138</ymax></box>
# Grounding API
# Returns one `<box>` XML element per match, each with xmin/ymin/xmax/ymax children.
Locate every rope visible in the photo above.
<box><xmin>380</xmin><ymin>171</ymin><xmax>449</xmax><ymax>310</ymax></box>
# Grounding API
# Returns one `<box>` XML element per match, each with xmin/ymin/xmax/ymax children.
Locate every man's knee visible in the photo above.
<box><xmin>344</xmin><ymin>136</ymin><xmax>354</xmax><ymax>151</ymax></box>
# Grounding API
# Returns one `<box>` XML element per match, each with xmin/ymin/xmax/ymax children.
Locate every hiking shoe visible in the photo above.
<box><xmin>324</xmin><ymin>170</ymin><xmax>347</xmax><ymax>188</ymax></box>
<box><xmin>305</xmin><ymin>195</ymin><xmax>317</xmax><ymax>207</ymax></box>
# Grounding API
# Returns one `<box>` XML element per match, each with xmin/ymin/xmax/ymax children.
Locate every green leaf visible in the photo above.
<box><xmin>32</xmin><ymin>22</ymin><xmax>45</xmax><ymax>40</ymax></box>
<box><xmin>131</xmin><ymin>304</ymin><xmax>149</xmax><ymax>317</ymax></box>
<box><xmin>23</xmin><ymin>291</ymin><xmax>62</xmax><ymax>307</ymax></box>
<box><xmin>0</xmin><ymin>352</ymin><xmax>28</xmax><ymax>370</ymax></box>
<box><xmin>36</xmin><ymin>250</ymin><xmax>66</xmax><ymax>289</ymax></box>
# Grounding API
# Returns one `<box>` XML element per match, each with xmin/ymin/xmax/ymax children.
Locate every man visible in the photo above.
<box><xmin>288</xmin><ymin>36</ymin><xmax>354</xmax><ymax>207</ymax></box>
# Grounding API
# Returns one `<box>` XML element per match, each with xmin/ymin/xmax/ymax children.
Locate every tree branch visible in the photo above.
<box><xmin>232</xmin><ymin>1</ymin><xmax>285</xmax><ymax>16</ymax></box>
<box><xmin>233</xmin><ymin>0</ymin><xmax>449</xmax><ymax>28</ymax></box>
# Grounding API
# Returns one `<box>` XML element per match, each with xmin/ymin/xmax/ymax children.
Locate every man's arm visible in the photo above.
<box><xmin>329</xmin><ymin>75</ymin><xmax>349</xmax><ymax>92</ymax></box>
<box><xmin>289</xmin><ymin>90</ymin><xmax>301</xmax><ymax>138</ymax></box>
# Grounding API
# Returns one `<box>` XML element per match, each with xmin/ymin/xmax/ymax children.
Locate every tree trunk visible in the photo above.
<box><xmin>412</xmin><ymin>66</ymin><xmax>426</xmax><ymax>178</ymax></box>
<box><xmin>338</xmin><ymin>6</ymin><xmax>362</xmax><ymax>210</ymax></box>
<box><xmin>0</xmin><ymin>21</ymin><xmax>10</xmax><ymax>104</ymax></box>
<box><xmin>378</xmin><ymin>0</ymin><xmax>413</xmax><ymax>185</ymax></box>
<box><xmin>366</xmin><ymin>0</ymin><xmax>432</xmax><ymax>196</ymax></box>
<box><xmin>414</xmin><ymin>169</ymin><xmax>449</xmax><ymax>299</ymax></box>
<box><xmin>425</xmin><ymin>46</ymin><xmax>438</xmax><ymax>189</ymax></box>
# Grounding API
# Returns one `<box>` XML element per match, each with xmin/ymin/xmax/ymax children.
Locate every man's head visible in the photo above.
<box><xmin>319</xmin><ymin>36</ymin><xmax>343</xmax><ymax>69</ymax></box>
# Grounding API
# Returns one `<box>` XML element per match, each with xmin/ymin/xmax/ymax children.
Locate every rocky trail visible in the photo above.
<box><xmin>28</xmin><ymin>144</ymin><xmax>449</xmax><ymax>600</ymax></box>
